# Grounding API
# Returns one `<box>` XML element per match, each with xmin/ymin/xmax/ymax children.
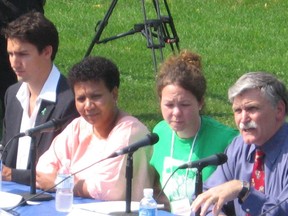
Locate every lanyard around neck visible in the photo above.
<box><xmin>170</xmin><ymin>117</ymin><xmax>202</xmax><ymax>177</ymax></box>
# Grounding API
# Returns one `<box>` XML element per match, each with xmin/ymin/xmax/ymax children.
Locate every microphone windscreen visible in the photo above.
<box><xmin>217</xmin><ymin>153</ymin><xmax>228</xmax><ymax>165</ymax></box>
<box><xmin>149</xmin><ymin>133</ymin><xmax>159</xmax><ymax>145</ymax></box>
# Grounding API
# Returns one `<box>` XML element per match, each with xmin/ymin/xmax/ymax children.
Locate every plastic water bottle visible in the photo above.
<box><xmin>55</xmin><ymin>173</ymin><xmax>74</xmax><ymax>212</ymax></box>
<box><xmin>139</xmin><ymin>188</ymin><xmax>157</xmax><ymax>216</ymax></box>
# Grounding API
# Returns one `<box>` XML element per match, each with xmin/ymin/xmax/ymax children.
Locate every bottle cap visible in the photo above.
<box><xmin>143</xmin><ymin>188</ymin><xmax>153</xmax><ymax>197</ymax></box>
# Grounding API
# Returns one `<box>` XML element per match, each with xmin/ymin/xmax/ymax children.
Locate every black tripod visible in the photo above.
<box><xmin>84</xmin><ymin>0</ymin><xmax>180</xmax><ymax>72</ymax></box>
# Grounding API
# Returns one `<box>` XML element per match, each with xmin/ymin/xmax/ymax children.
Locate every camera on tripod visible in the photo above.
<box><xmin>84</xmin><ymin>0</ymin><xmax>180</xmax><ymax>72</ymax></box>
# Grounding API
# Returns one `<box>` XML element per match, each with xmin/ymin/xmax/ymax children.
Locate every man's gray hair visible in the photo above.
<box><xmin>228</xmin><ymin>72</ymin><xmax>288</xmax><ymax>114</ymax></box>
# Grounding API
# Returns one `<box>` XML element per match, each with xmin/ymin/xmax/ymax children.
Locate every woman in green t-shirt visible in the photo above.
<box><xmin>150</xmin><ymin>50</ymin><xmax>238</xmax><ymax>214</ymax></box>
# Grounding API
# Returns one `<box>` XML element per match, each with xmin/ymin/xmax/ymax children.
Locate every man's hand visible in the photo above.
<box><xmin>36</xmin><ymin>171</ymin><xmax>57</xmax><ymax>191</ymax></box>
<box><xmin>74</xmin><ymin>179</ymin><xmax>92</xmax><ymax>198</ymax></box>
<box><xmin>191</xmin><ymin>180</ymin><xmax>243</xmax><ymax>216</ymax></box>
<box><xmin>2</xmin><ymin>165</ymin><xmax>12</xmax><ymax>181</ymax></box>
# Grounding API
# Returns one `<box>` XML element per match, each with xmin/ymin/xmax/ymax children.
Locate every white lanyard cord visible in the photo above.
<box><xmin>170</xmin><ymin>117</ymin><xmax>201</xmax><ymax>196</ymax></box>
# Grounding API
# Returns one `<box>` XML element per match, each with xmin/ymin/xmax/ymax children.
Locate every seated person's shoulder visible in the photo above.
<box><xmin>153</xmin><ymin>120</ymin><xmax>170</xmax><ymax>131</ymax></box>
<box><xmin>201</xmin><ymin>115</ymin><xmax>239</xmax><ymax>135</ymax></box>
<box><xmin>117</xmin><ymin>112</ymin><xmax>148</xmax><ymax>130</ymax></box>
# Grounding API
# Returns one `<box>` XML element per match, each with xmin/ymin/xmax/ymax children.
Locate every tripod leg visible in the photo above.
<box><xmin>150</xmin><ymin>31</ymin><xmax>164</xmax><ymax>72</ymax></box>
<box><xmin>84</xmin><ymin>0</ymin><xmax>119</xmax><ymax>57</ymax></box>
<box><xmin>163</xmin><ymin>0</ymin><xmax>180</xmax><ymax>52</ymax></box>
<box><xmin>141</xmin><ymin>0</ymin><xmax>165</xmax><ymax>72</ymax></box>
<box><xmin>152</xmin><ymin>0</ymin><xmax>180</xmax><ymax>53</ymax></box>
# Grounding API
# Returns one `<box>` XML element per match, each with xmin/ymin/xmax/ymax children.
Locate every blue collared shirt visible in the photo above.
<box><xmin>203</xmin><ymin>123</ymin><xmax>288</xmax><ymax>216</ymax></box>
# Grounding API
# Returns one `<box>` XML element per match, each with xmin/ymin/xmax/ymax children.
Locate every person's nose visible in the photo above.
<box><xmin>84</xmin><ymin>99</ymin><xmax>93</xmax><ymax>110</ymax></box>
<box><xmin>172</xmin><ymin>106</ymin><xmax>181</xmax><ymax>116</ymax></box>
<box><xmin>9</xmin><ymin>54</ymin><xmax>19</xmax><ymax>69</ymax></box>
<box><xmin>240</xmin><ymin>110</ymin><xmax>250</xmax><ymax>124</ymax></box>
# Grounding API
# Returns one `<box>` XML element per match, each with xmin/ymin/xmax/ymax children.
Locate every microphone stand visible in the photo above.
<box><xmin>195</xmin><ymin>167</ymin><xmax>203</xmax><ymax>216</ymax></box>
<box><xmin>125</xmin><ymin>152</ymin><xmax>133</xmax><ymax>213</ymax></box>
<box><xmin>30</xmin><ymin>135</ymin><xmax>37</xmax><ymax>194</ymax></box>
<box><xmin>22</xmin><ymin>135</ymin><xmax>53</xmax><ymax>201</ymax></box>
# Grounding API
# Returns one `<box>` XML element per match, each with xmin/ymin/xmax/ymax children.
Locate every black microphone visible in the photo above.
<box><xmin>109</xmin><ymin>133</ymin><xmax>159</xmax><ymax>158</ymax></box>
<box><xmin>178</xmin><ymin>153</ymin><xmax>228</xmax><ymax>169</ymax></box>
<box><xmin>24</xmin><ymin>116</ymin><xmax>73</xmax><ymax>137</ymax></box>
<box><xmin>156</xmin><ymin>153</ymin><xmax>227</xmax><ymax>203</ymax></box>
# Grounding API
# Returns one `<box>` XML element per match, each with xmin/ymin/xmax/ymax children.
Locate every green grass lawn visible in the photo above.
<box><xmin>42</xmin><ymin>0</ymin><xmax>288</xmax><ymax>130</ymax></box>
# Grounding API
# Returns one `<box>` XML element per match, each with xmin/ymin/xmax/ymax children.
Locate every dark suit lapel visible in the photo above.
<box><xmin>34</xmin><ymin>100</ymin><xmax>55</xmax><ymax>146</ymax></box>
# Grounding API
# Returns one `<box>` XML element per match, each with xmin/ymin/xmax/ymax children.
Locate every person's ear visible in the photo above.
<box><xmin>198</xmin><ymin>97</ymin><xmax>205</xmax><ymax>111</ymax></box>
<box><xmin>112</xmin><ymin>87</ymin><xmax>118</xmax><ymax>101</ymax></box>
<box><xmin>41</xmin><ymin>45</ymin><xmax>53</xmax><ymax>59</ymax></box>
<box><xmin>276</xmin><ymin>100</ymin><xmax>286</xmax><ymax>121</ymax></box>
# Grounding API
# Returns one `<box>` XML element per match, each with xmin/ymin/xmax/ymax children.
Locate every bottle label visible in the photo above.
<box><xmin>139</xmin><ymin>208</ymin><xmax>157</xmax><ymax>216</ymax></box>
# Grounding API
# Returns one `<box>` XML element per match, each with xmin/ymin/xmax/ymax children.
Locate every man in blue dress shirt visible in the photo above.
<box><xmin>192</xmin><ymin>71</ymin><xmax>288</xmax><ymax>216</ymax></box>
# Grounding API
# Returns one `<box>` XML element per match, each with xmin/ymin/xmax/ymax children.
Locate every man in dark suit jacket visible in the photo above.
<box><xmin>0</xmin><ymin>0</ymin><xmax>46</xmax><ymax>117</ymax></box>
<box><xmin>1</xmin><ymin>11</ymin><xmax>79</xmax><ymax>185</ymax></box>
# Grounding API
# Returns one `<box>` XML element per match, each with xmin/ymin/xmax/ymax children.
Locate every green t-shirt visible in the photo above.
<box><xmin>150</xmin><ymin>115</ymin><xmax>238</xmax><ymax>203</ymax></box>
